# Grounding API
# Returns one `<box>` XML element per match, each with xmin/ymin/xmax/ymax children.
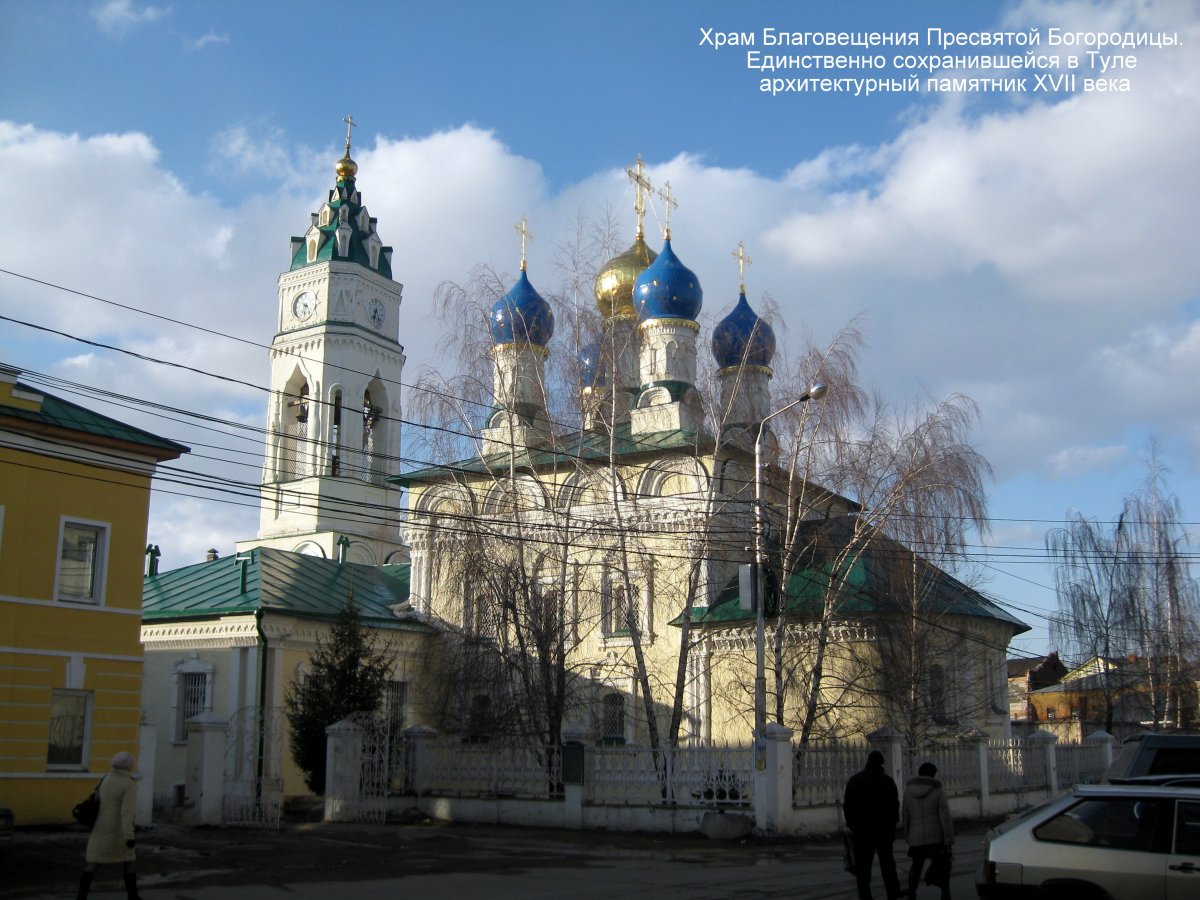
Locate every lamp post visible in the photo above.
<box><xmin>753</xmin><ymin>383</ymin><xmax>827</xmax><ymax>766</ymax></box>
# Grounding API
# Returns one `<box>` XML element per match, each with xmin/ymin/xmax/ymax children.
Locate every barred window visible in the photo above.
<box><xmin>173</xmin><ymin>659</ymin><xmax>213</xmax><ymax>743</ymax></box>
<box><xmin>600</xmin><ymin>692</ymin><xmax>626</xmax><ymax>745</ymax></box>
<box><xmin>385</xmin><ymin>681</ymin><xmax>408</xmax><ymax>736</ymax></box>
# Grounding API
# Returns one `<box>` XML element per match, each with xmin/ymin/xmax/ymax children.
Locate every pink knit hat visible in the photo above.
<box><xmin>111</xmin><ymin>751</ymin><xmax>135</xmax><ymax>770</ymax></box>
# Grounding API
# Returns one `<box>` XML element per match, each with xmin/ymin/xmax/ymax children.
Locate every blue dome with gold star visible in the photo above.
<box><xmin>712</xmin><ymin>292</ymin><xmax>776</xmax><ymax>369</ymax></box>
<box><xmin>489</xmin><ymin>270</ymin><xmax>554</xmax><ymax>346</ymax></box>
<box><xmin>633</xmin><ymin>239</ymin><xmax>702</xmax><ymax>322</ymax></box>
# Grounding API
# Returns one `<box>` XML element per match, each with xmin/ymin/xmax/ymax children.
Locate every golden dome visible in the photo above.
<box><xmin>594</xmin><ymin>235</ymin><xmax>657</xmax><ymax>318</ymax></box>
<box><xmin>335</xmin><ymin>153</ymin><xmax>358</xmax><ymax>181</ymax></box>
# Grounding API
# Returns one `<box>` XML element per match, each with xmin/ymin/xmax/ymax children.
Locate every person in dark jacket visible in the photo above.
<box><xmin>902</xmin><ymin>762</ymin><xmax>954</xmax><ymax>899</ymax></box>
<box><xmin>843</xmin><ymin>749</ymin><xmax>902</xmax><ymax>900</ymax></box>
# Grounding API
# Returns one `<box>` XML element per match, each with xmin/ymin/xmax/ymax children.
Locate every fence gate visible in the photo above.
<box><xmin>223</xmin><ymin>706</ymin><xmax>285</xmax><ymax>828</ymax></box>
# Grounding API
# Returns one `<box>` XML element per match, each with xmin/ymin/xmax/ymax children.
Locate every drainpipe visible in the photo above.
<box><xmin>254</xmin><ymin>606</ymin><xmax>268</xmax><ymax>803</ymax></box>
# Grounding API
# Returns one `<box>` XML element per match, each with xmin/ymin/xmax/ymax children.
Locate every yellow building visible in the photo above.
<box><xmin>0</xmin><ymin>365</ymin><xmax>185</xmax><ymax>824</ymax></box>
<box><xmin>399</xmin><ymin>211</ymin><xmax>1028</xmax><ymax>748</ymax></box>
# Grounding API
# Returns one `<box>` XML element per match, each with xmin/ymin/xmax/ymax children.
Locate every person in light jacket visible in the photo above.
<box><xmin>77</xmin><ymin>751</ymin><xmax>141</xmax><ymax>900</ymax></box>
<box><xmin>901</xmin><ymin>761</ymin><xmax>954</xmax><ymax>899</ymax></box>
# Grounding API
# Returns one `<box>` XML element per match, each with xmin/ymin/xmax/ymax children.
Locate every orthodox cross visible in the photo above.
<box><xmin>732</xmin><ymin>241</ymin><xmax>752</xmax><ymax>293</ymax></box>
<box><xmin>343</xmin><ymin>115</ymin><xmax>356</xmax><ymax>155</ymax></box>
<box><xmin>515</xmin><ymin>216</ymin><xmax>533</xmax><ymax>271</ymax></box>
<box><xmin>626</xmin><ymin>155</ymin><xmax>652</xmax><ymax>239</ymax></box>
<box><xmin>657</xmin><ymin>181</ymin><xmax>678</xmax><ymax>240</ymax></box>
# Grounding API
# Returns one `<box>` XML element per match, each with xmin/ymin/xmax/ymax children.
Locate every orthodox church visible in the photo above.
<box><xmin>139</xmin><ymin>132</ymin><xmax>1027</xmax><ymax>805</ymax></box>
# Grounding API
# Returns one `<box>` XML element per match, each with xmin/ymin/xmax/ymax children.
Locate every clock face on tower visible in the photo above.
<box><xmin>292</xmin><ymin>291</ymin><xmax>316</xmax><ymax>321</ymax></box>
<box><xmin>367</xmin><ymin>297</ymin><xmax>385</xmax><ymax>329</ymax></box>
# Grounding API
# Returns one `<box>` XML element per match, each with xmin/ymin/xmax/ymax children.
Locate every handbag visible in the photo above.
<box><xmin>925</xmin><ymin>844</ymin><xmax>953</xmax><ymax>886</ymax></box>
<box><xmin>842</xmin><ymin>830</ymin><xmax>857</xmax><ymax>874</ymax></box>
<box><xmin>72</xmin><ymin>778</ymin><xmax>104</xmax><ymax>828</ymax></box>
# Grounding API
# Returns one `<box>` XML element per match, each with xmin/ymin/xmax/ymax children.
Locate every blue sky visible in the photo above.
<box><xmin>2</xmin><ymin>0</ymin><xmax>1198</xmax><ymax>661</ymax></box>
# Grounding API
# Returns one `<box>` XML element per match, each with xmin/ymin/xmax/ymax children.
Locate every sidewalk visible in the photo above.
<box><xmin>4</xmin><ymin>818</ymin><xmax>987</xmax><ymax>899</ymax></box>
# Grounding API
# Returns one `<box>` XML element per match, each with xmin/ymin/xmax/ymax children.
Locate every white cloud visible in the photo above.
<box><xmin>1048</xmin><ymin>444</ymin><xmax>1129</xmax><ymax>478</ymax></box>
<box><xmin>191</xmin><ymin>32</ymin><xmax>228</xmax><ymax>50</ymax></box>
<box><xmin>92</xmin><ymin>0</ymin><xmax>169</xmax><ymax>36</ymax></box>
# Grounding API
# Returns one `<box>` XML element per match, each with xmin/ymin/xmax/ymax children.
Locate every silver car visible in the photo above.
<box><xmin>976</xmin><ymin>783</ymin><xmax>1200</xmax><ymax>899</ymax></box>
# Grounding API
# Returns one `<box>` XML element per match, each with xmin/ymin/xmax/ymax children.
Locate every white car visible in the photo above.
<box><xmin>976</xmin><ymin>783</ymin><xmax>1200</xmax><ymax>900</ymax></box>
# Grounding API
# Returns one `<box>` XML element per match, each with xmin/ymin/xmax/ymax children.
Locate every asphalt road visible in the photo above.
<box><xmin>4</xmin><ymin>819</ymin><xmax>986</xmax><ymax>899</ymax></box>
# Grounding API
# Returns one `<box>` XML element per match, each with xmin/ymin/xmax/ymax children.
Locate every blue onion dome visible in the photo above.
<box><xmin>489</xmin><ymin>269</ymin><xmax>555</xmax><ymax>346</ymax></box>
<box><xmin>633</xmin><ymin>239</ymin><xmax>702</xmax><ymax>322</ymax></box>
<box><xmin>712</xmin><ymin>292</ymin><xmax>776</xmax><ymax>369</ymax></box>
<box><xmin>578</xmin><ymin>339</ymin><xmax>603</xmax><ymax>389</ymax></box>
<box><xmin>594</xmin><ymin>235</ymin><xmax>657</xmax><ymax>318</ymax></box>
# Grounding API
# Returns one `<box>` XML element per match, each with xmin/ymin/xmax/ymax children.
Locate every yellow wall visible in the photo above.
<box><xmin>0</xmin><ymin>441</ymin><xmax>156</xmax><ymax>825</ymax></box>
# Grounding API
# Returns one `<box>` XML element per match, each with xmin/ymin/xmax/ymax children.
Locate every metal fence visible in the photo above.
<box><xmin>586</xmin><ymin>742</ymin><xmax>754</xmax><ymax>808</ymax></box>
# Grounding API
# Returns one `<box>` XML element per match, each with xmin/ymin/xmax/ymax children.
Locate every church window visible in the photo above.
<box><xmin>600</xmin><ymin>692</ymin><xmax>626</xmax><ymax>745</ymax></box>
<box><xmin>319</xmin><ymin>204</ymin><xmax>332</xmax><ymax>227</ymax></box>
<box><xmin>602</xmin><ymin>576</ymin><xmax>644</xmax><ymax>639</ymax></box>
<box><xmin>307</xmin><ymin>237</ymin><xmax>318</xmax><ymax>263</ymax></box>
<box><xmin>929</xmin><ymin>663</ymin><xmax>948</xmax><ymax>722</ymax></box>
<box><xmin>172</xmin><ymin>656</ymin><xmax>213</xmax><ymax>743</ymax></box>
<box><xmin>466</xmin><ymin>694</ymin><xmax>494</xmax><ymax>743</ymax></box>
<box><xmin>56</xmin><ymin>519</ymin><xmax>108</xmax><ymax>605</ymax></box>
<box><xmin>384</xmin><ymin>681</ymin><xmax>408</xmax><ymax>736</ymax></box>
<box><xmin>47</xmin><ymin>689</ymin><xmax>90</xmax><ymax>769</ymax></box>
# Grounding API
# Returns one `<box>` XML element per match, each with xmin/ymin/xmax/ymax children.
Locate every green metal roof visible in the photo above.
<box><xmin>3</xmin><ymin>382</ymin><xmax>188</xmax><ymax>459</ymax></box>
<box><xmin>143</xmin><ymin>547</ymin><xmax>428</xmax><ymax>632</ymax></box>
<box><xmin>289</xmin><ymin>174</ymin><xmax>393</xmax><ymax>278</ymax></box>
<box><xmin>680</xmin><ymin>518</ymin><xmax>1029</xmax><ymax>635</ymax></box>
<box><xmin>393</xmin><ymin>423</ymin><xmax>712</xmax><ymax>486</ymax></box>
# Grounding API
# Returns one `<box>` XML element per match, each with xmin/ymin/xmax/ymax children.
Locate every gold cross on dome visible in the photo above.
<box><xmin>657</xmin><ymin>181</ymin><xmax>679</xmax><ymax>239</ymax></box>
<box><xmin>732</xmin><ymin>241</ymin><xmax>752</xmax><ymax>293</ymax></box>
<box><xmin>626</xmin><ymin>155</ymin><xmax>653</xmax><ymax>239</ymax></box>
<box><xmin>515</xmin><ymin>216</ymin><xmax>533</xmax><ymax>271</ymax></box>
<box><xmin>343</xmin><ymin>115</ymin><xmax>356</xmax><ymax>155</ymax></box>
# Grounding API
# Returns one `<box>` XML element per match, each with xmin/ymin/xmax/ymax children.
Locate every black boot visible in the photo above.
<box><xmin>124</xmin><ymin>869</ymin><xmax>142</xmax><ymax>900</ymax></box>
<box><xmin>76</xmin><ymin>870</ymin><xmax>93</xmax><ymax>900</ymax></box>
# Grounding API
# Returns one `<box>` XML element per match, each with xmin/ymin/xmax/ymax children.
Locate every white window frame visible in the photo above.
<box><xmin>46</xmin><ymin>689</ymin><xmax>92</xmax><ymax>770</ymax></box>
<box><xmin>172</xmin><ymin>656</ymin><xmax>214</xmax><ymax>744</ymax></box>
<box><xmin>54</xmin><ymin>517</ymin><xmax>110</xmax><ymax>605</ymax></box>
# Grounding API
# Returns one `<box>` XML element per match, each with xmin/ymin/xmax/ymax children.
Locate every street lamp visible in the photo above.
<box><xmin>753</xmin><ymin>383</ymin><xmax>827</xmax><ymax>767</ymax></box>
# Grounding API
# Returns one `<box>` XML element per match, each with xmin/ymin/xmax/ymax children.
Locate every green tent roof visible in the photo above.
<box><xmin>143</xmin><ymin>547</ymin><xmax>428</xmax><ymax>632</ymax></box>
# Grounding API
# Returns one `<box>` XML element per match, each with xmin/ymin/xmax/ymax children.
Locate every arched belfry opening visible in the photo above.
<box><xmin>360</xmin><ymin>376</ymin><xmax>389</xmax><ymax>485</ymax></box>
<box><xmin>278</xmin><ymin>371</ymin><xmax>311</xmax><ymax>481</ymax></box>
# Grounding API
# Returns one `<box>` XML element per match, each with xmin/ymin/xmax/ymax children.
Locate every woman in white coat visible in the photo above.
<box><xmin>901</xmin><ymin>761</ymin><xmax>953</xmax><ymax>899</ymax></box>
<box><xmin>77</xmin><ymin>751</ymin><xmax>141</xmax><ymax>900</ymax></box>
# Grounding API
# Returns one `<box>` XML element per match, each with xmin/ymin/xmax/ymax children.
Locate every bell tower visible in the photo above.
<box><xmin>238</xmin><ymin>119</ymin><xmax>407</xmax><ymax>565</ymax></box>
